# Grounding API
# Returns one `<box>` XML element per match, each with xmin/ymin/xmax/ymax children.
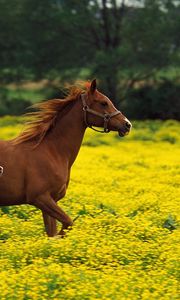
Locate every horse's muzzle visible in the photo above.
<box><xmin>118</xmin><ymin>130</ymin><xmax>130</xmax><ymax>137</ymax></box>
<box><xmin>118</xmin><ymin>119</ymin><xmax>132</xmax><ymax>137</ymax></box>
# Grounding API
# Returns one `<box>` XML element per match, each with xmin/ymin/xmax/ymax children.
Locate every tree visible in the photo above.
<box><xmin>58</xmin><ymin>0</ymin><xmax>179</xmax><ymax>103</ymax></box>
<box><xmin>0</xmin><ymin>0</ymin><xmax>25</xmax><ymax>81</ymax></box>
<box><xmin>0</xmin><ymin>0</ymin><xmax>179</xmax><ymax>106</ymax></box>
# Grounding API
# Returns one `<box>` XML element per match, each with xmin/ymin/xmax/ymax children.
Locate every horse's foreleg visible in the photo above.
<box><xmin>34</xmin><ymin>193</ymin><xmax>73</xmax><ymax>237</ymax></box>
<box><xmin>42</xmin><ymin>212</ymin><xmax>57</xmax><ymax>237</ymax></box>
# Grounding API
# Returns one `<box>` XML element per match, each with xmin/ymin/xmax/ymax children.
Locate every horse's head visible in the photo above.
<box><xmin>82</xmin><ymin>79</ymin><xmax>132</xmax><ymax>137</ymax></box>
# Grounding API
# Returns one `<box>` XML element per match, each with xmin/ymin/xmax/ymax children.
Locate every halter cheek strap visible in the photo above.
<box><xmin>81</xmin><ymin>93</ymin><xmax>120</xmax><ymax>133</ymax></box>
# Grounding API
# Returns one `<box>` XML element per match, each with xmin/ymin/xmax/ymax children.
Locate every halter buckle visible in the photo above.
<box><xmin>104</xmin><ymin>114</ymin><xmax>110</xmax><ymax>121</ymax></box>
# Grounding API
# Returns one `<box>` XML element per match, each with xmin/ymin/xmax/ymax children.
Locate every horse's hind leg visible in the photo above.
<box><xmin>34</xmin><ymin>193</ymin><xmax>73</xmax><ymax>237</ymax></box>
<box><xmin>42</xmin><ymin>212</ymin><xmax>57</xmax><ymax>237</ymax></box>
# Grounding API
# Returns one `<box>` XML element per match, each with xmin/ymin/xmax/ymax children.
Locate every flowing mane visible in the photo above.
<box><xmin>13</xmin><ymin>83</ymin><xmax>87</xmax><ymax>145</ymax></box>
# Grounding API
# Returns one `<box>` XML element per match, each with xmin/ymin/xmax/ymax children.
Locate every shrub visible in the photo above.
<box><xmin>0</xmin><ymin>87</ymin><xmax>32</xmax><ymax>116</ymax></box>
<box><xmin>122</xmin><ymin>79</ymin><xmax>180</xmax><ymax>120</ymax></box>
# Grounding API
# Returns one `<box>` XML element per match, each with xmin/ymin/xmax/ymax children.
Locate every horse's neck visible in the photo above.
<box><xmin>46</xmin><ymin>98</ymin><xmax>86</xmax><ymax>166</ymax></box>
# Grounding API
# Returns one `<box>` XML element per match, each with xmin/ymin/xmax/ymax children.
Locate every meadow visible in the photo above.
<box><xmin>0</xmin><ymin>117</ymin><xmax>179</xmax><ymax>299</ymax></box>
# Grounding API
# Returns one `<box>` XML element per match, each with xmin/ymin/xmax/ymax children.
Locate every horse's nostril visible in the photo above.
<box><xmin>126</xmin><ymin>122</ymin><xmax>131</xmax><ymax>129</ymax></box>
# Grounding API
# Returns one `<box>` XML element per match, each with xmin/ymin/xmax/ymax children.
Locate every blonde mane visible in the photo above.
<box><xmin>13</xmin><ymin>84</ymin><xmax>87</xmax><ymax>145</ymax></box>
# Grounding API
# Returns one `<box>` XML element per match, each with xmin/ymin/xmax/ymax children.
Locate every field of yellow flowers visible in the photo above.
<box><xmin>0</xmin><ymin>117</ymin><xmax>179</xmax><ymax>300</ymax></box>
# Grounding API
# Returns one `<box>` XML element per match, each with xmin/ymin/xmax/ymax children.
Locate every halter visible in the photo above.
<box><xmin>81</xmin><ymin>93</ymin><xmax>121</xmax><ymax>133</ymax></box>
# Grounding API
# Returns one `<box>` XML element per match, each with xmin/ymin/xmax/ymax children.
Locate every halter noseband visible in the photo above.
<box><xmin>81</xmin><ymin>93</ymin><xmax>121</xmax><ymax>133</ymax></box>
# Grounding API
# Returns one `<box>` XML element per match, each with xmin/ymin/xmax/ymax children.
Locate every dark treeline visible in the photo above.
<box><xmin>0</xmin><ymin>0</ymin><xmax>179</xmax><ymax>119</ymax></box>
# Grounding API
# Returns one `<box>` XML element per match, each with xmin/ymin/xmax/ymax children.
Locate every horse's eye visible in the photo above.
<box><xmin>101</xmin><ymin>102</ymin><xmax>108</xmax><ymax>107</ymax></box>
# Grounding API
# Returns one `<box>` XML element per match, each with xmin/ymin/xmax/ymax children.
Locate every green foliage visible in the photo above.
<box><xmin>0</xmin><ymin>0</ymin><xmax>179</xmax><ymax>118</ymax></box>
<box><xmin>122</xmin><ymin>79</ymin><xmax>180</xmax><ymax>120</ymax></box>
<box><xmin>0</xmin><ymin>85</ymin><xmax>61</xmax><ymax>116</ymax></box>
<box><xmin>163</xmin><ymin>215</ymin><xmax>177</xmax><ymax>231</ymax></box>
<box><xmin>0</xmin><ymin>77</ymin><xmax>179</xmax><ymax>120</ymax></box>
<box><xmin>0</xmin><ymin>1</ymin><xmax>179</xmax><ymax>85</ymax></box>
<box><xmin>0</xmin><ymin>87</ymin><xmax>32</xmax><ymax>116</ymax></box>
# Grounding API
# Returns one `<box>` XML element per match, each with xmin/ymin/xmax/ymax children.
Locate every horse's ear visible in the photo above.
<box><xmin>90</xmin><ymin>79</ymin><xmax>97</xmax><ymax>94</ymax></box>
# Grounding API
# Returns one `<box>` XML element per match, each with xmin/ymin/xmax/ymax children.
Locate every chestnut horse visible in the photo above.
<box><xmin>0</xmin><ymin>80</ymin><xmax>131</xmax><ymax>237</ymax></box>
